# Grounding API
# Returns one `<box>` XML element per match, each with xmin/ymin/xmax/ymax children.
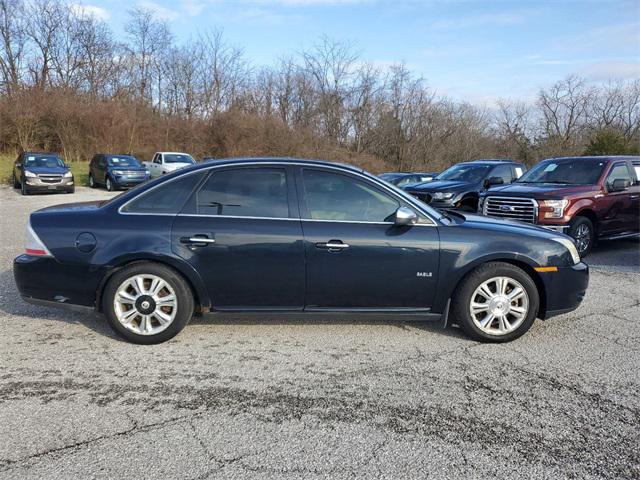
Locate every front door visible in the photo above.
<box><xmin>600</xmin><ymin>162</ymin><xmax>635</xmax><ymax>234</ymax></box>
<box><xmin>296</xmin><ymin>167</ymin><xmax>440</xmax><ymax>310</ymax></box>
<box><xmin>171</xmin><ymin>165</ymin><xmax>305</xmax><ymax>310</ymax></box>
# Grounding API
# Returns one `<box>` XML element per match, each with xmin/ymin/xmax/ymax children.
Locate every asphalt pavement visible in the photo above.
<box><xmin>0</xmin><ymin>186</ymin><xmax>638</xmax><ymax>479</ymax></box>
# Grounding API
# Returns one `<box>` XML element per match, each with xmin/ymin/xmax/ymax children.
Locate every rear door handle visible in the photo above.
<box><xmin>316</xmin><ymin>240</ymin><xmax>350</xmax><ymax>251</ymax></box>
<box><xmin>180</xmin><ymin>235</ymin><xmax>215</xmax><ymax>246</ymax></box>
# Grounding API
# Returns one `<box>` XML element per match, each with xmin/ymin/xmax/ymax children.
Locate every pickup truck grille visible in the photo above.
<box><xmin>38</xmin><ymin>174</ymin><xmax>63</xmax><ymax>184</ymax></box>
<box><xmin>484</xmin><ymin>197</ymin><xmax>537</xmax><ymax>223</ymax></box>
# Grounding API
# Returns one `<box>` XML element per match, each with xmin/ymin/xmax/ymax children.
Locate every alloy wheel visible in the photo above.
<box><xmin>574</xmin><ymin>224</ymin><xmax>591</xmax><ymax>254</ymax></box>
<box><xmin>469</xmin><ymin>276</ymin><xmax>529</xmax><ymax>336</ymax></box>
<box><xmin>113</xmin><ymin>274</ymin><xmax>178</xmax><ymax>335</ymax></box>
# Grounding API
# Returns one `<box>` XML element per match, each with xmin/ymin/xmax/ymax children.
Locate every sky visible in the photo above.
<box><xmin>75</xmin><ymin>0</ymin><xmax>640</xmax><ymax>105</ymax></box>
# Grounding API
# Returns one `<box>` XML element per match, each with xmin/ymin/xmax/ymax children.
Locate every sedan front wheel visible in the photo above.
<box><xmin>451</xmin><ymin>262</ymin><xmax>539</xmax><ymax>342</ymax></box>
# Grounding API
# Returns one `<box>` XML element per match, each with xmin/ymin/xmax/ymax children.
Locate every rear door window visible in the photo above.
<box><xmin>192</xmin><ymin>168</ymin><xmax>290</xmax><ymax>218</ymax></box>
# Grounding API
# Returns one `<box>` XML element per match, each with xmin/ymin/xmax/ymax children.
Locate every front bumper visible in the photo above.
<box><xmin>112</xmin><ymin>175</ymin><xmax>149</xmax><ymax>188</ymax></box>
<box><xmin>539</xmin><ymin>224</ymin><xmax>570</xmax><ymax>233</ymax></box>
<box><xmin>25</xmin><ymin>177</ymin><xmax>74</xmax><ymax>192</ymax></box>
<box><xmin>539</xmin><ymin>262</ymin><xmax>589</xmax><ymax>319</ymax></box>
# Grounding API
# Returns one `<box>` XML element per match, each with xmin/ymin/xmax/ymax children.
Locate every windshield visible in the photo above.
<box><xmin>107</xmin><ymin>155</ymin><xmax>141</xmax><ymax>167</ymax></box>
<box><xmin>165</xmin><ymin>154</ymin><xmax>195</xmax><ymax>164</ymax></box>
<box><xmin>23</xmin><ymin>155</ymin><xmax>64</xmax><ymax>169</ymax></box>
<box><xmin>517</xmin><ymin>159</ymin><xmax>606</xmax><ymax>185</ymax></box>
<box><xmin>436</xmin><ymin>164</ymin><xmax>491</xmax><ymax>182</ymax></box>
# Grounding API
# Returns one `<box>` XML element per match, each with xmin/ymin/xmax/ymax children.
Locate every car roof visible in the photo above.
<box><xmin>198</xmin><ymin>157</ymin><xmax>365</xmax><ymax>173</ymax></box>
<box><xmin>464</xmin><ymin>159</ymin><xmax>520</xmax><ymax>165</ymax></box>
<box><xmin>543</xmin><ymin>156</ymin><xmax>640</xmax><ymax>162</ymax></box>
<box><xmin>158</xmin><ymin>151</ymin><xmax>192</xmax><ymax>155</ymax></box>
<box><xmin>20</xmin><ymin>152</ymin><xmax>58</xmax><ymax>156</ymax></box>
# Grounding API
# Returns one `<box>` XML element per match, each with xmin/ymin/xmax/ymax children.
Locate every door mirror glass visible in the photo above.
<box><xmin>610</xmin><ymin>178</ymin><xmax>630</xmax><ymax>192</ymax></box>
<box><xmin>394</xmin><ymin>206</ymin><xmax>419</xmax><ymax>226</ymax></box>
<box><xmin>483</xmin><ymin>176</ymin><xmax>504</xmax><ymax>189</ymax></box>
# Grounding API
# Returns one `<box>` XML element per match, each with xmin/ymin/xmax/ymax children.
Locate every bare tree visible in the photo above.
<box><xmin>0</xmin><ymin>0</ymin><xmax>27</xmax><ymax>94</ymax></box>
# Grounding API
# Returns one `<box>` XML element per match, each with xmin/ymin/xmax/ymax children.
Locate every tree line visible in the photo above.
<box><xmin>1</xmin><ymin>0</ymin><xmax>638</xmax><ymax>171</ymax></box>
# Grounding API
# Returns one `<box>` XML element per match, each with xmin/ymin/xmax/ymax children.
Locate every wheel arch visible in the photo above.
<box><xmin>573</xmin><ymin>208</ymin><xmax>598</xmax><ymax>232</ymax></box>
<box><xmin>437</xmin><ymin>254</ymin><xmax>547</xmax><ymax>319</ymax></box>
<box><xmin>95</xmin><ymin>255</ymin><xmax>210</xmax><ymax>313</ymax></box>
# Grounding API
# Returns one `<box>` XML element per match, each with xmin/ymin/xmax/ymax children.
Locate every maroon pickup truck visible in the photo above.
<box><xmin>479</xmin><ymin>156</ymin><xmax>640</xmax><ymax>257</ymax></box>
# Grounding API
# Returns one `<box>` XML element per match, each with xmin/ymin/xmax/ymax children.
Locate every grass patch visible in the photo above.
<box><xmin>0</xmin><ymin>155</ymin><xmax>90</xmax><ymax>187</ymax></box>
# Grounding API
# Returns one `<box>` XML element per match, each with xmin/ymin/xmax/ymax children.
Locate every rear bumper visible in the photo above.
<box><xmin>13</xmin><ymin>254</ymin><xmax>99</xmax><ymax>308</ymax></box>
<box><xmin>539</xmin><ymin>262</ymin><xmax>589</xmax><ymax>319</ymax></box>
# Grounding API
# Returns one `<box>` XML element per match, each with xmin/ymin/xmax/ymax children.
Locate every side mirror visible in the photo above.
<box><xmin>15</xmin><ymin>162</ymin><xmax>22</xmax><ymax>167</ymax></box>
<box><xmin>609</xmin><ymin>178</ymin><xmax>630</xmax><ymax>193</ymax></box>
<box><xmin>394</xmin><ymin>206</ymin><xmax>419</xmax><ymax>226</ymax></box>
<box><xmin>483</xmin><ymin>176</ymin><xmax>504</xmax><ymax>189</ymax></box>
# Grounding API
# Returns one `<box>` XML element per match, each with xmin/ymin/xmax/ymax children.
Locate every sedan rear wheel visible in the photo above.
<box><xmin>103</xmin><ymin>263</ymin><xmax>194</xmax><ymax>344</ymax></box>
<box><xmin>451</xmin><ymin>262</ymin><xmax>539</xmax><ymax>342</ymax></box>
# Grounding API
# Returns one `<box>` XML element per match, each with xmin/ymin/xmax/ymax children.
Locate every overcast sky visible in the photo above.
<box><xmin>76</xmin><ymin>0</ymin><xmax>640</xmax><ymax>105</ymax></box>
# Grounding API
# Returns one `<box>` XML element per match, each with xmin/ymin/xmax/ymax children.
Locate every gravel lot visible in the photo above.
<box><xmin>0</xmin><ymin>186</ymin><xmax>639</xmax><ymax>479</ymax></box>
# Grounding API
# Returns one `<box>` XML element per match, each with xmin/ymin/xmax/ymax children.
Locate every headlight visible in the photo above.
<box><xmin>24</xmin><ymin>170</ymin><xmax>36</xmax><ymax>178</ymax></box>
<box><xmin>551</xmin><ymin>237</ymin><xmax>580</xmax><ymax>265</ymax></box>
<box><xmin>434</xmin><ymin>192</ymin><xmax>454</xmax><ymax>200</ymax></box>
<box><xmin>144</xmin><ymin>170</ymin><xmax>150</xmax><ymax>175</ymax></box>
<box><xmin>63</xmin><ymin>171</ymin><xmax>73</xmax><ymax>178</ymax></box>
<box><xmin>540</xmin><ymin>199</ymin><xmax>568</xmax><ymax>218</ymax></box>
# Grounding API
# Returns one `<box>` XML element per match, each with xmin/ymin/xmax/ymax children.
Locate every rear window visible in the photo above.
<box><xmin>121</xmin><ymin>172</ymin><xmax>204</xmax><ymax>214</ymax></box>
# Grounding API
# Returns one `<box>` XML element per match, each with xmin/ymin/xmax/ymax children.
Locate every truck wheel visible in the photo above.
<box><xmin>568</xmin><ymin>217</ymin><xmax>594</xmax><ymax>258</ymax></box>
<box><xmin>102</xmin><ymin>263</ymin><xmax>194</xmax><ymax>344</ymax></box>
<box><xmin>451</xmin><ymin>262</ymin><xmax>539</xmax><ymax>343</ymax></box>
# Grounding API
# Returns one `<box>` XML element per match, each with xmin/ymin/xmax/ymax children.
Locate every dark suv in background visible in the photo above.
<box><xmin>480</xmin><ymin>156</ymin><xmax>640</xmax><ymax>257</ymax></box>
<box><xmin>12</xmin><ymin>152</ymin><xmax>74</xmax><ymax>195</ymax></box>
<box><xmin>88</xmin><ymin>154</ymin><xmax>150</xmax><ymax>191</ymax></box>
<box><xmin>405</xmin><ymin>160</ymin><xmax>525</xmax><ymax>212</ymax></box>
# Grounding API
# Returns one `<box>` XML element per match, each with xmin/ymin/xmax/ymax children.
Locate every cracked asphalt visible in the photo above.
<box><xmin>0</xmin><ymin>186</ymin><xmax>639</xmax><ymax>479</ymax></box>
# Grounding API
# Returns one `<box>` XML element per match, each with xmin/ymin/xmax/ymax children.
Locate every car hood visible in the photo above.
<box><xmin>110</xmin><ymin>166</ymin><xmax>147</xmax><ymax>173</ymax></box>
<box><xmin>24</xmin><ymin>166</ymin><xmax>69</xmax><ymax>175</ymax></box>
<box><xmin>485</xmin><ymin>182</ymin><xmax>599</xmax><ymax>198</ymax></box>
<box><xmin>455</xmin><ymin>212</ymin><xmax>563</xmax><ymax>240</ymax></box>
<box><xmin>164</xmin><ymin>162</ymin><xmax>193</xmax><ymax>170</ymax></box>
<box><xmin>407</xmin><ymin>179</ymin><xmax>473</xmax><ymax>193</ymax></box>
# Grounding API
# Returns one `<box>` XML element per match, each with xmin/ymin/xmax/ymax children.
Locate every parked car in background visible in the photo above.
<box><xmin>143</xmin><ymin>152</ymin><xmax>196</xmax><ymax>178</ymax></box>
<box><xmin>14</xmin><ymin>158</ymin><xmax>588</xmax><ymax>345</ymax></box>
<box><xmin>88</xmin><ymin>154</ymin><xmax>150</xmax><ymax>191</ymax></box>
<box><xmin>479</xmin><ymin>156</ymin><xmax>640</xmax><ymax>257</ymax></box>
<box><xmin>405</xmin><ymin>160</ymin><xmax>525</xmax><ymax>212</ymax></box>
<box><xmin>12</xmin><ymin>152</ymin><xmax>74</xmax><ymax>195</ymax></box>
<box><xmin>379</xmin><ymin>172</ymin><xmax>438</xmax><ymax>188</ymax></box>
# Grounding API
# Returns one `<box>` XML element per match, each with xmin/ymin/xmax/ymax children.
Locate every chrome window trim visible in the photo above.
<box><xmin>117</xmin><ymin>161</ymin><xmax>439</xmax><ymax>225</ymax></box>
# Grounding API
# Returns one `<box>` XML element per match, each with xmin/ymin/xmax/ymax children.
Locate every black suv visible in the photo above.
<box><xmin>12</xmin><ymin>152</ymin><xmax>74</xmax><ymax>195</ymax></box>
<box><xmin>405</xmin><ymin>160</ymin><xmax>525</xmax><ymax>212</ymax></box>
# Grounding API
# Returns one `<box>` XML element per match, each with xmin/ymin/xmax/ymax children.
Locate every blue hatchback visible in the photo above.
<box><xmin>88</xmin><ymin>154</ymin><xmax>150</xmax><ymax>191</ymax></box>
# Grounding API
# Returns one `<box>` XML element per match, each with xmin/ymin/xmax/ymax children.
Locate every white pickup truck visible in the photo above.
<box><xmin>143</xmin><ymin>152</ymin><xmax>197</xmax><ymax>178</ymax></box>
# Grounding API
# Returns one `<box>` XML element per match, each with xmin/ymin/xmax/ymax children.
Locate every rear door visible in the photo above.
<box><xmin>296</xmin><ymin>167</ymin><xmax>440</xmax><ymax>310</ymax></box>
<box><xmin>171</xmin><ymin>165</ymin><xmax>305</xmax><ymax>310</ymax></box>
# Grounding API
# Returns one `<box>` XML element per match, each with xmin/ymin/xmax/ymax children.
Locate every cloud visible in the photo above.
<box><xmin>431</xmin><ymin>12</ymin><xmax>526</xmax><ymax>29</ymax></box>
<box><xmin>69</xmin><ymin>3</ymin><xmax>110</xmax><ymax>21</ymax></box>
<box><xmin>581</xmin><ymin>61</ymin><xmax>640</xmax><ymax>81</ymax></box>
<box><xmin>136</xmin><ymin>0</ymin><xmax>181</xmax><ymax>20</ymax></box>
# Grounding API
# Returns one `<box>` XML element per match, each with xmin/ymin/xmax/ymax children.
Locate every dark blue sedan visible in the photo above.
<box><xmin>13</xmin><ymin>158</ymin><xmax>588</xmax><ymax>344</ymax></box>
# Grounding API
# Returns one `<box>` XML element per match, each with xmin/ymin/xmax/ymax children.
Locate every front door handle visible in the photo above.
<box><xmin>180</xmin><ymin>235</ymin><xmax>215</xmax><ymax>247</ymax></box>
<box><xmin>316</xmin><ymin>240</ymin><xmax>350</xmax><ymax>252</ymax></box>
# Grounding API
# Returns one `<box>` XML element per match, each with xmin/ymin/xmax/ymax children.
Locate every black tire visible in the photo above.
<box><xmin>451</xmin><ymin>262</ymin><xmax>540</xmax><ymax>343</ymax></box>
<box><xmin>102</xmin><ymin>262</ymin><xmax>194</xmax><ymax>344</ymax></box>
<box><xmin>12</xmin><ymin>173</ymin><xmax>20</xmax><ymax>189</ymax></box>
<box><xmin>89</xmin><ymin>174</ymin><xmax>96</xmax><ymax>188</ymax></box>
<box><xmin>105</xmin><ymin>177</ymin><xmax>114</xmax><ymax>191</ymax></box>
<box><xmin>21</xmin><ymin>181</ymin><xmax>30</xmax><ymax>195</ymax></box>
<box><xmin>67</xmin><ymin>186</ymin><xmax>75</xmax><ymax>194</ymax></box>
<box><xmin>567</xmin><ymin>216</ymin><xmax>594</xmax><ymax>258</ymax></box>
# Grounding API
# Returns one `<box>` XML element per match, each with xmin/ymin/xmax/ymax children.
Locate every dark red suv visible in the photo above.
<box><xmin>479</xmin><ymin>156</ymin><xmax>640</xmax><ymax>257</ymax></box>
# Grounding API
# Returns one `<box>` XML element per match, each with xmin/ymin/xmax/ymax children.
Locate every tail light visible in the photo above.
<box><xmin>25</xmin><ymin>221</ymin><xmax>52</xmax><ymax>257</ymax></box>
